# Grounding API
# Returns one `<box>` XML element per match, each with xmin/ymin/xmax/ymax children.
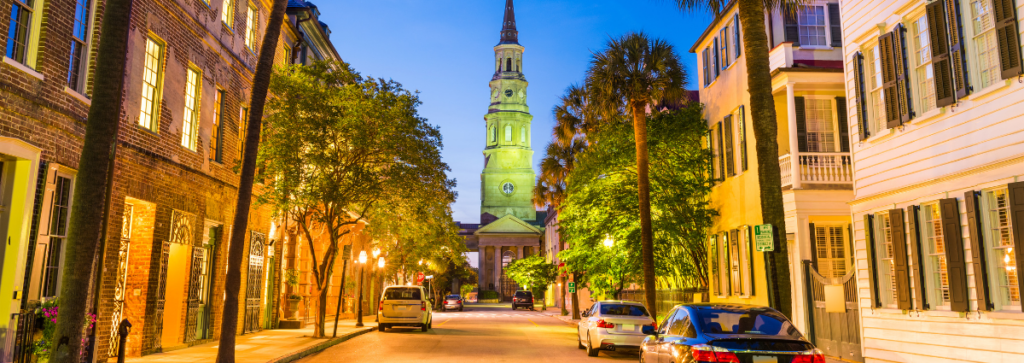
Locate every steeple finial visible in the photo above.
<box><xmin>499</xmin><ymin>0</ymin><xmax>518</xmax><ymax>44</ymax></box>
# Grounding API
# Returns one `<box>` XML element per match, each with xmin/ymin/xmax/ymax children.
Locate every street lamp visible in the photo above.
<box><xmin>356</xmin><ymin>251</ymin><xmax>368</xmax><ymax>327</ymax></box>
<box><xmin>378</xmin><ymin>256</ymin><xmax>385</xmax><ymax>269</ymax></box>
<box><xmin>603</xmin><ymin>234</ymin><xmax>614</xmax><ymax>248</ymax></box>
<box><xmin>372</xmin><ymin>247</ymin><xmax>381</xmax><ymax>259</ymax></box>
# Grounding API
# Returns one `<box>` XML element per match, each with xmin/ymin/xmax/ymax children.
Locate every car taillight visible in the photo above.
<box><xmin>791</xmin><ymin>349</ymin><xmax>827</xmax><ymax>363</ymax></box>
<box><xmin>378</xmin><ymin>301</ymin><xmax>383</xmax><ymax>311</ymax></box>
<box><xmin>645</xmin><ymin>322</ymin><xmax>657</xmax><ymax>329</ymax></box>
<box><xmin>595</xmin><ymin>319</ymin><xmax>615</xmax><ymax>328</ymax></box>
<box><xmin>421</xmin><ymin>301</ymin><xmax>427</xmax><ymax>311</ymax></box>
<box><xmin>691</xmin><ymin>344</ymin><xmax>740</xmax><ymax>363</ymax></box>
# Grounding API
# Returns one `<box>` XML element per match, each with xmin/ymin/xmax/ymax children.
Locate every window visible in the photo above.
<box><xmin>6</xmin><ymin>0</ymin><xmax>38</xmax><ymax>65</ymax></box>
<box><xmin>804</xmin><ymin>98</ymin><xmax>836</xmax><ymax>152</ymax></box>
<box><xmin>740</xmin><ymin>226</ymin><xmax>753</xmax><ymax>296</ymax></box>
<box><xmin>139</xmin><ymin>36</ymin><xmax>165</xmax><ymax>132</ymax></box>
<box><xmin>720</xmin><ymin>27</ymin><xmax>730</xmax><ymax>68</ymax></box>
<box><xmin>712</xmin><ymin>38</ymin><xmax>720</xmax><ymax>77</ymax></box>
<box><xmin>506</xmin><ymin>58</ymin><xmax>512</xmax><ymax>72</ymax></box>
<box><xmin>222</xmin><ymin>0</ymin><xmax>234</xmax><ymax>28</ymax></box>
<box><xmin>985</xmin><ymin>189</ymin><xmax>1020</xmax><ymax>310</ymax></box>
<box><xmin>702</xmin><ymin>48</ymin><xmax>711</xmax><ymax>86</ymax></box>
<box><xmin>211</xmin><ymin>90</ymin><xmax>225</xmax><ymax>162</ymax></box>
<box><xmin>738</xmin><ymin>106</ymin><xmax>748</xmax><ymax>172</ymax></box>
<box><xmin>709</xmin><ymin>235</ymin><xmax>721</xmax><ymax>296</ymax></box>
<box><xmin>734</xmin><ymin>13</ymin><xmax>742</xmax><ymax>57</ymax></box>
<box><xmin>667</xmin><ymin>310</ymin><xmax>696</xmax><ymax>338</ymax></box>
<box><xmin>921</xmin><ymin>203</ymin><xmax>951</xmax><ymax>307</ymax></box>
<box><xmin>181</xmin><ymin>67</ymin><xmax>202</xmax><ymax>150</ymax></box>
<box><xmin>504</xmin><ymin>125</ymin><xmax>512</xmax><ymax>143</ymax></box>
<box><xmin>969</xmin><ymin>0</ymin><xmax>1001</xmax><ymax>89</ymax></box>
<box><xmin>816</xmin><ymin>225</ymin><xmax>847</xmax><ymax>279</ymax></box>
<box><xmin>245</xmin><ymin>4</ymin><xmax>258</xmax><ymax>52</ymax></box>
<box><xmin>520</xmin><ymin>126</ymin><xmax>526</xmax><ymax>145</ymax></box>
<box><xmin>489</xmin><ymin>126</ymin><xmax>496</xmax><ymax>143</ymax></box>
<box><xmin>710</xmin><ymin>124</ymin><xmax>721</xmax><ymax>180</ymax></box>
<box><xmin>873</xmin><ymin>211</ymin><xmax>897</xmax><ymax>308</ymax></box>
<box><xmin>238</xmin><ymin>106</ymin><xmax>248</xmax><ymax>159</ymax></box>
<box><xmin>912</xmin><ymin>16</ymin><xmax>936</xmax><ymax>113</ymax></box>
<box><xmin>724</xmin><ymin>115</ymin><xmax>735</xmax><ymax>176</ymax></box>
<box><xmin>867</xmin><ymin>45</ymin><xmax>886</xmax><ymax>135</ymax></box>
<box><xmin>729</xmin><ymin>230</ymin><xmax>741</xmax><ymax>295</ymax></box>
<box><xmin>719</xmin><ymin>232</ymin><xmax>731</xmax><ymax>295</ymax></box>
<box><xmin>695</xmin><ymin>307</ymin><xmax>802</xmax><ymax>338</ymax></box>
<box><xmin>42</xmin><ymin>175</ymin><xmax>72</xmax><ymax>298</ymax></box>
<box><xmin>797</xmin><ymin>5</ymin><xmax>828</xmax><ymax>46</ymax></box>
<box><xmin>67</xmin><ymin>0</ymin><xmax>93</xmax><ymax>92</ymax></box>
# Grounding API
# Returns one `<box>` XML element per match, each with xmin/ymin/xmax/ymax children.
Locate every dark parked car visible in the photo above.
<box><xmin>512</xmin><ymin>290</ymin><xmax>534</xmax><ymax>310</ymax></box>
<box><xmin>640</xmin><ymin>304</ymin><xmax>825</xmax><ymax>363</ymax></box>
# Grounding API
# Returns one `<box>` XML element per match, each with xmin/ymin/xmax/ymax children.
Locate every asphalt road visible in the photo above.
<box><xmin>297</xmin><ymin>303</ymin><xmax>638</xmax><ymax>362</ymax></box>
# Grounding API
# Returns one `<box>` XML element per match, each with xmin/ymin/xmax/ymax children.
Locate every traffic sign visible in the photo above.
<box><xmin>567</xmin><ymin>282</ymin><xmax>576</xmax><ymax>293</ymax></box>
<box><xmin>416</xmin><ymin>272</ymin><xmax>425</xmax><ymax>283</ymax></box>
<box><xmin>754</xmin><ymin>224</ymin><xmax>774</xmax><ymax>252</ymax></box>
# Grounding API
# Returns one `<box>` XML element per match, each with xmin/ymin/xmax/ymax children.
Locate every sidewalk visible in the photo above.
<box><xmin>125</xmin><ymin>316</ymin><xmax>375</xmax><ymax>363</ymax></box>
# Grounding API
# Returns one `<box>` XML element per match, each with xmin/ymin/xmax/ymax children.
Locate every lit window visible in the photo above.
<box><xmin>709</xmin><ymin>235</ymin><xmax>721</xmax><ymax>296</ymax></box>
<box><xmin>986</xmin><ymin>189</ymin><xmax>1020</xmax><ymax>309</ymax></box>
<box><xmin>816</xmin><ymin>225</ymin><xmax>847</xmax><ymax>279</ymax></box>
<box><xmin>867</xmin><ymin>45</ymin><xmax>886</xmax><ymax>135</ymax></box>
<box><xmin>211</xmin><ymin>90</ymin><xmax>224</xmax><ymax>162</ymax></box>
<box><xmin>504</xmin><ymin>125</ymin><xmax>512</xmax><ymax>142</ymax></box>
<box><xmin>239</xmin><ymin>106</ymin><xmax>249</xmax><ymax>159</ymax></box>
<box><xmin>222</xmin><ymin>0</ymin><xmax>234</xmax><ymax>28</ymax></box>
<box><xmin>804</xmin><ymin>99</ymin><xmax>836</xmax><ymax>152</ymax></box>
<box><xmin>42</xmin><ymin>176</ymin><xmax>73</xmax><ymax>298</ymax></box>
<box><xmin>728</xmin><ymin>230</ymin><xmax>741</xmax><ymax>295</ymax></box>
<box><xmin>921</xmin><ymin>203</ymin><xmax>951</xmax><ymax>307</ymax></box>
<box><xmin>246</xmin><ymin>4</ymin><xmax>258</xmax><ymax>52</ymax></box>
<box><xmin>181</xmin><ymin>67</ymin><xmax>202</xmax><ymax>150</ymax></box>
<box><xmin>139</xmin><ymin>37</ymin><xmax>165</xmax><ymax>131</ymax></box>
<box><xmin>873</xmin><ymin>211</ymin><xmax>897</xmax><ymax>308</ymax></box>
<box><xmin>67</xmin><ymin>0</ymin><xmax>92</xmax><ymax>92</ymax></box>
<box><xmin>970</xmin><ymin>0</ymin><xmax>1000</xmax><ymax>89</ymax></box>
<box><xmin>913</xmin><ymin>16</ymin><xmax>936</xmax><ymax>113</ymax></box>
<box><xmin>6</xmin><ymin>0</ymin><xmax>36</xmax><ymax>65</ymax></box>
<box><xmin>520</xmin><ymin>126</ymin><xmax>526</xmax><ymax>145</ymax></box>
<box><xmin>797</xmin><ymin>5</ymin><xmax>828</xmax><ymax>47</ymax></box>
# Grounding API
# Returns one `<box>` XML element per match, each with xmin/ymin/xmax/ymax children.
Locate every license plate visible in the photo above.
<box><xmin>620</xmin><ymin>324</ymin><xmax>633</xmax><ymax>331</ymax></box>
<box><xmin>395</xmin><ymin>306</ymin><xmax>407</xmax><ymax>311</ymax></box>
<box><xmin>752</xmin><ymin>356</ymin><xmax>778</xmax><ymax>363</ymax></box>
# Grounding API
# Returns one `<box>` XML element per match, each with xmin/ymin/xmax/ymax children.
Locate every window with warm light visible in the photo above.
<box><xmin>245</xmin><ymin>4</ymin><xmax>258</xmax><ymax>52</ymax></box>
<box><xmin>969</xmin><ymin>0</ymin><xmax>1001</xmax><ymax>89</ymax></box>
<box><xmin>210</xmin><ymin>89</ymin><xmax>225</xmax><ymax>162</ymax></box>
<box><xmin>138</xmin><ymin>36</ymin><xmax>165</xmax><ymax>132</ymax></box>
<box><xmin>222</xmin><ymin>0</ymin><xmax>234</xmax><ymax>28</ymax></box>
<box><xmin>985</xmin><ymin>188</ymin><xmax>1020</xmax><ymax>310</ymax></box>
<box><xmin>912</xmin><ymin>16</ymin><xmax>936</xmax><ymax>114</ymax></box>
<box><xmin>873</xmin><ymin>211</ymin><xmax>897</xmax><ymax>308</ymax></box>
<box><xmin>181</xmin><ymin>66</ymin><xmax>202</xmax><ymax>150</ymax></box>
<box><xmin>920</xmin><ymin>203</ymin><xmax>951</xmax><ymax>308</ymax></box>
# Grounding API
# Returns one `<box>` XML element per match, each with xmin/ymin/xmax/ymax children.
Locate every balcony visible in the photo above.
<box><xmin>768</xmin><ymin>42</ymin><xmax>844</xmax><ymax>72</ymax></box>
<box><xmin>779</xmin><ymin>152</ymin><xmax>853</xmax><ymax>189</ymax></box>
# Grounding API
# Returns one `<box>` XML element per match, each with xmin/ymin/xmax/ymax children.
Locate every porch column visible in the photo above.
<box><xmin>517</xmin><ymin>245</ymin><xmax>524</xmax><ymax>260</ymax></box>
<box><xmin>494</xmin><ymin>246</ymin><xmax>502</xmax><ymax>288</ymax></box>
<box><xmin>786</xmin><ymin>82</ymin><xmax>802</xmax><ymax>189</ymax></box>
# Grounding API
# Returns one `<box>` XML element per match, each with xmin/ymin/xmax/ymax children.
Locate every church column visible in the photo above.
<box><xmin>517</xmin><ymin>245</ymin><xmax>524</xmax><ymax>260</ymax></box>
<box><xmin>494</xmin><ymin>246</ymin><xmax>502</xmax><ymax>289</ymax></box>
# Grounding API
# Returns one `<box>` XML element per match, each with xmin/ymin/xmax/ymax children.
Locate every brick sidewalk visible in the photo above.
<box><xmin>124</xmin><ymin>317</ymin><xmax>375</xmax><ymax>363</ymax></box>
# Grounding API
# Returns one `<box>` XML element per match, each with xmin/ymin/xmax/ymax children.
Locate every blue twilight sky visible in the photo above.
<box><xmin>313</xmin><ymin>0</ymin><xmax>713</xmax><ymax>223</ymax></box>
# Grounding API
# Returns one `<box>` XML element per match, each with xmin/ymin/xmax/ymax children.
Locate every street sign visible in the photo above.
<box><xmin>341</xmin><ymin>245</ymin><xmax>352</xmax><ymax>260</ymax></box>
<box><xmin>567</xmin><ymin>282</ymin><xmax>576</xmax><ymax>293</ymax></box>
<box><xmin>416</xmin><ymin>272</ymin><xmax>425</xmax><ymax>283</ymax></box>
<box><xmin>754</xmin><ymin>224</ymin><xmax>774</xmax><ymax>252</ymax></box>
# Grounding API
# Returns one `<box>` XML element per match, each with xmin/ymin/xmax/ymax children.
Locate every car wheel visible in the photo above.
<box><xmin>577</xmin><ymin>328</ymin><xmax>585</xmax><ymax>349</ymax></box>
<box><xmin>459</xmin><ymin>306</ymin><xmax>464</xmax><ymax>312</ymax></box>
<box><xmin>586</xmin><ymin>333</ymin><xmax>599</xmax><ymax>357</ymax></box>
<box><xmin>421</xmin><ymin>323</ymin><xmax>428</xmax><ymax>332</ymax></box>
<box><xmin>378</xmin><ymin>324</ymin><xmax>385</xmax><ymax>332</ymax></box>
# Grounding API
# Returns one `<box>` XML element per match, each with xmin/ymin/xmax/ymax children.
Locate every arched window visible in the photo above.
<box><xmin>505</xmin><ymin>125</ymin><xmax>512</xmax><ymax>142</ymax></box>
<box><xmin>490</xmin><ymin>126</ymin><xmax>497</xmax><ymax>143</ymax></box>
<box><xmin>520</xmin><ymin>127</ymin><xmax>526</xmax><ymax>145</ymax></box>
<box><xmin>506</xmin><ymin>58</ymin><xmax>512</xmax><ymax>72</ymax></box>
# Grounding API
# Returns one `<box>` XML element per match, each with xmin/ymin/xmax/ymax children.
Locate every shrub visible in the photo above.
<box><xmin>480</xmin><ymin>290</ymin><xmax>500</xmax><ymax>300</ymax></box>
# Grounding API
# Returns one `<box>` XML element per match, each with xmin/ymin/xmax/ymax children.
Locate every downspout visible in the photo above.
<box><xmin>291</xmin><ymin>8</ymin><xmax>314</xmax><ymax>64</ymax></box>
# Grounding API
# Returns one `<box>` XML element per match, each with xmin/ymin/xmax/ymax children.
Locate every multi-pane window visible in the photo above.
<box><xmin>805</xmin><ymin>99</ymin><xmax>836</xmax><ymax>152</ymax></box>
<box><xmin>912</xmin><ymin>16</ymin><xmax>936</xmax><ymax>113</ymax></box>
<box><xmin>728</xmin><ymin>230</ymin><xmax>741</xmax><ymax>295</ymax></box>
<box><xmin>139</xmin><ymin>37</ymin><xmax>165</xmax><ymax>132</ymax></box>
<box><xmin>245</xmin><ymin>4</ymin><xmax>258</xmax><ymax>52</ymax></box>
<box><xmin>238</xmin><ymin>106</ymin><xmax>249</xmax><ymax>159</ymax></box>
<box><xmin>720</xmin><ymin>27</ymin><xmax>730</xmax><ymax>68</ymax></box>
<box><xmin>874</xmin><ymin>212</ymin><xmax>897</xmax><ymax>308</ymax></box>
<box><xmin>986</xmin><ymin>189</ymin><xmax>1020</xmax><ymax>309</ymax></box>
<box><xmin>211</xmin><ymin>90</ymin><xmax>224</xmax><ymax>162</ymax></box>
<box><xmin>719</xmin><ymin>233</ymin><xmax>731</xmax><ymax>295</ymax></box>
<box><xmin>970</xmin><ymin>0</ymin><xmax>1001</xmax><ymax>89</ymax></box>
<box><xmin>6</xmin><ymin>0</ymin><xmax>36</xmax><ymax>64</ymax></box>
<box><xmin>504</xmin><ymin>125</ymin><xmax>512</xmax><ymax>143</ymax></box>
<box><xmin>181</xmin><ymin>67</ymin><xmax>202</xmax><ymax>150</ymax></box>
<box><xmin>520</xmin><ymin>126</ymin><xmax>526</xmax><ymax>145</ymax></box>
<box><xmin>867</xmin><ymin>45</ymin><xmax>886</xmax><ymax>135</ymax></box>
<box><xmin>816</xmin><ymin>225</ymin><xmax>847</xmax><ymax>279</ymax></box>
<box><xmin>710</xmin><ymin>124</ymin><xmax>721</xmax><ymax>180</ymax></box>
<box><xmin>921</xmin><ymin>203</ymin><xmax>951</xmax><ymax>307</ymax></box>
<box><xmin>797</xmin><ymin>5</ymin><xmax>828</xmax><ymax>46</ymax></box>
<box><xmin>709</xmin><ymin>235</ymin><xmax>721</xmax><ymax>296</ymax></box>
<box><xmin>67</xmin><ymin>0</ymin><xmax>92</xmax><ymax>92</ymax></box>
<box><xmin>43</xmin><ymin>176</ymin><xmax>72</xmax><ymax>298</ymax></box>
<box><xmin>222</xmin><ymin>0</ymin><xmax>234</xmax><ymax>28</ymax></box>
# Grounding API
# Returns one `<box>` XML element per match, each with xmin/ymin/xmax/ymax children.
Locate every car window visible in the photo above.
<box><xmin>383</xmin><ymin>288</ymin><xmax>422</xmax><ymax>300</ymax></box>
<box><xmin>514</xmin><ymin>291</ymin><xmax>532</xmax><ymax>297</ymax></box>
<box><xmin>599</xmin><ymin>304</ymin><xmax>650</xmax><ymax>316</ymax></box>
<box><xmin>668</xmin><ymin>310</ymin><xmax>697</xmax><ymax>338</ymax></box>
<box><xmin>446</xmin><ymin>295</ymin><xmax>460</xmax><ymax>299</ymax></box>
<box><xmin>696</xmin><ymin>307</ymin><xmax>802</xmax><ymax>338</ymax></box>
<box><xmin>658</xmin><ymin>307</ymin><xmax>676</xmax><ymax>334</ymax></box>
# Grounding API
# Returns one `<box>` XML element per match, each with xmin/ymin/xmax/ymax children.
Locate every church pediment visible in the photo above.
<box><xmin>474</xmin><ymin>214</ymin><xmax>541</xmax><ymax>236</ymax></box>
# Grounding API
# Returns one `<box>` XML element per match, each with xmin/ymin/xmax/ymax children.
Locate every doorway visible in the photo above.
<box><xmin>160</xmin><ymin>242</ymin><xmax>191</xmax><ymax>348</ymax></box>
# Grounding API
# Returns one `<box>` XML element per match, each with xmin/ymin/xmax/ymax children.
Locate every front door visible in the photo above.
<box><xmin>805</xmin><ymin>224</ymin><xmax>862</xmax><ymax>362</ymax></box>
<box><xmin>243</xmin><ymin>231</ymin><xmax>266</xmax><ymax>334</ymax></box>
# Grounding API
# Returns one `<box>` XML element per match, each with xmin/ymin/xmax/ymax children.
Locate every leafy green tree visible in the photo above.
<box><xmin>503</xmin><ymin>255</ymin><xmax>559</xmax><ymax>309</ymax></box>
<box><xmin>258</xmin><ymin>60</ymin><xmax>451</xmax><ymax>338</ymax></box>
<box><xmin>670</xmin><ymin>0</ymin><xmax>797</xmax><ymax>317</ymax></box>
<box><xmin>585</xmin><ymin>32</ymin><xmax>687</xmax><ymax>319</ymax></box>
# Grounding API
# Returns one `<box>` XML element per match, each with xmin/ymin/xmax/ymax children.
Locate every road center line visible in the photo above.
<box><xmin>438</xmin><ymin>319</ymin><xmax>451</xmax><ymax>326</ymax></box>
<box><xmin>526</xmin><ymin>318</ymin><xmax>538</xmax><ymax>326</ymax></box>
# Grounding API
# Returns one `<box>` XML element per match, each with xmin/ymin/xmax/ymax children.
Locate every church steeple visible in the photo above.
<box><xmin>499</xmin><ymin>0</ymin><xmax>518</xmax><ymax>44</ymax></box>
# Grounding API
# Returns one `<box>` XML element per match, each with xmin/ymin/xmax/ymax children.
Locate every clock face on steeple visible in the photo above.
<box><xmin>504</xmin><ymin>89</ymin><xmax>513</xmax><ymax>97</ymax></box>
<box><xmin>501</xmin><ymin>182</ymin><xmax>515</xmax><ymax>195</ymax></box>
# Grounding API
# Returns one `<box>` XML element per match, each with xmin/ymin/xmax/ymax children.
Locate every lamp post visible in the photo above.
<box><xmin>355</xmin><ymin>250</ymin><xmax>368</xmax><ymax>327</ymax></box>
<box><xmin>374</xmin><ymin>256</ymin><xmax>385</xmax><ymax>323</ymax></box>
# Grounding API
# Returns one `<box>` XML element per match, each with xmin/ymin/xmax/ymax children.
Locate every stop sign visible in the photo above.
<box><xmin>416</xmin><ymin>272</ymin><xmax>425</xmax><ymax>283</ymax></box>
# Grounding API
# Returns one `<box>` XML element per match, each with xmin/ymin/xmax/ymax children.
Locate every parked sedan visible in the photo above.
<box><xmin>640</xmin><ymin>303</ymin><xmax>825</xmax><ymax>363</ymax></box>
<box><xmin>442</xmin><ymin>294</ymin><xmax>464</xmax><ymax>311</ymax></box>
<box><xmin>577</xmin><ymin>300</ymin><xmax>656</xmax><ymax>357</ymax></box>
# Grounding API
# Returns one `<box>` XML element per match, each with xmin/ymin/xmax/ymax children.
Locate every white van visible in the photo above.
<box><xmin>377</xmin><ymin>285</ymin><xmax>433</xmax><ymax>332</ymax></box>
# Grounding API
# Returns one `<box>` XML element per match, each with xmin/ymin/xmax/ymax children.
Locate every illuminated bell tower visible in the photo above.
<box><xmin>481</xmin><ymin>0</ymin><xmax>536</xmax><ymax>222</ymax></box>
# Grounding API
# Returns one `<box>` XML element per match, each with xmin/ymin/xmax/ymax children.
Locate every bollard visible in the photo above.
<box><xmin>116</xmin><ymin>319</ymin><xmax>132</xmax><ymax>363</ymax></box>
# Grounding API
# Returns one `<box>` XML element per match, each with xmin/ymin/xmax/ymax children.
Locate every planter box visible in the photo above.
<box><xmin>479</xmin><ymin>299</ymin><xmax>500</xmax><ymax>304</ymax></box>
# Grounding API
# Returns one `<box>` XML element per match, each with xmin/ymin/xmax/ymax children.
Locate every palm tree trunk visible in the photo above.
<box><xmin>216</xmin><ymin>0</ymin><xmax>289</xmax><ymax>361</ymax></box>
<box><xmin>737</xmin><ymin>0</ymin><xmax>792</xmax><ymax>318</ymax></box>
<box><xmin>51</xmin><ymin>0</ymin><xmax>135</xmax><ymax>361</ymax></box>
<box><xmin>631</xmin><ymin>103</ymin><xmax>657</xmax><ymax>320</ymax></box>
<box><xmin>571</xmin><ymin>273</ymin><xmax>581</xmax><ymax>320</ymax></box>
<box><xmin>559</xmin><ymin>275</ymin><xmax>568</xmax><ymax>315</ymax></box>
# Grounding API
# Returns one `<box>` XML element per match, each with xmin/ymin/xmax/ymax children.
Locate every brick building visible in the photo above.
<box><xmin>0</xmin><ymin>0</ymin><xmax>340</xmax><ymax>360</ymax></box>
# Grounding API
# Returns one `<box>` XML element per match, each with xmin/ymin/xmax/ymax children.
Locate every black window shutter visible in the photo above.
<box><xmin>947</xmin><ymin>0</ymin><xmax>972</xmax><ymax>98</ymax></box>
<box><xmin>722</xmin><ymin>232</ymin><xmax>732</xmax><ymax>296</ymax></box>
<box><xmin>746</xmin><ymin>225</ymin><xmax>755</xmax><ymax>296</ymax></box>
<box><xmin>907</xmin><ymin>205</ymin><xmax>929</xmax><ymax>310</ymax></box>
<box><xmin>864</xmin><ymin>214</ymin><xmax>882</xmax><ymax>308</ymax></box>
<box><xmin>1006</xmin><ymin>182</ymin><xmax>1024</xmax><ymax>312</ymax></box>
<box><xmin>809</xmin><ymin>223</ymin><xmax>818</xmax><ymax>270</ymax></box>
<box><xmin>964</xmin><ymin>190</ymin><xmax>993</xmax><ymax>311</ymax></box>
<box><xmin>795</xmin><ymin>96</ymin><xmax>808</xmax><ymax>152</ymax></box>
<box><xmin>836</xmin><ymin>97</ymin><xmax>851</xmax><ymax>152</ymax></box>
<box><xmin>878</xmin><ymin>32</ymin><xmax>901</xmax><ymax>129</ymax></box>
<box><xmin>703</xmin><ymin>49</ymin><xmax>710</xmax><ymax>86</ymax></box>
<box><xmin>739</xmin><ymin>105</ymin><xmax>748</xmax><ymax>171</ymax></box>
<box><xmin>992</xmin><ymin>0</ymin><xmax>1023</xmax><ymax>79</ymax></box>
<box><xmin>724</xmin><ymin>115</ymin><xmax>735</xmax><ymax>176</ymax></box>
<box><xmin>734</xmin><ymin>13</ymin><xmax>742</xmax><ymax>57</ymax></box>
<box><xmin>893</xmin><ymin>24</ymin><xmax>914</xmax><ymax>123</ymax></box>
<box><xmin>784</xmin><ymin>5</ymin><xmax>800</xmax><ymax>46</ymax></box>
<box><xmin>939</xmin><ymin>197</ymin><xmax>970</xmax><ymax>312</ymax></box>
<box><xmin>852</xmin><ymin>52</ymin><xmax>871</xmax><ymax>140</ymax></box>
<box><xmin>889</xmin><ymin>209</ymin><xmax>913</xmax><ymax>310</ymax></box>
<box><xmin>716</xmin><ymin>123</ymin><xmax>725</xmax><ymax>179</ymax></box>
<box><xmin>927</xmin><ymin>1</ymin><xmax>956</xmax><ymax>107</ymax></box>
<box><xmin>828</xmin><ymin>3</ymin><xmax>842</xmax><ymax>47</ymax></box>
<box><xmin>714</xmin><ymin>38</ymin><xmax>721</xmax><ymax>78</ymax></box>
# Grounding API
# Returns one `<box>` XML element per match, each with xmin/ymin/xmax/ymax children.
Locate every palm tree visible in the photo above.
<box><xmin>50</xmin><ymin>0</ymin><xmax>137</xmax><ymax>361</ymax></box>
<box><xmin>217</xmin><ymin>0</ymin><xmax>289</xmax><ymax>361</ymax></box>
<box><xmin>585</xmin><ymin>32</ymin><xmax>687</xmax><ymax>319</ymax></box>
<box><xmin>671</xmin><ymin>0</ymin><xmax>795</xmax><ymax>317</ymax></box>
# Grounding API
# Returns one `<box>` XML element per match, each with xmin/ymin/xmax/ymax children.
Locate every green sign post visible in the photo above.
<box><xmin>754</xmin><ymin>224</ymin><xmax>774</xmax><ymax>252</ymax></box>
<box><xmin>567</xmin><ymin>282</ymin><xmax>576</xmax><ymax>294</ymax></box>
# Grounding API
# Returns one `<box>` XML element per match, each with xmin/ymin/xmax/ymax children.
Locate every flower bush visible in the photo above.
<box><xmin>32</xmin><ymin>299</ymin><xmax>97</xmax><ymax>361</ymax></box>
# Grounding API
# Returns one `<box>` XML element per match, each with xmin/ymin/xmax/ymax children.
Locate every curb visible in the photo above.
<box><xmin>541</xmin><ymin>312</ymin><xmax>579</xmax><ymax>327</ymax></box>
<box><xmin>267</xmin><ymin>326</ymin><xmax>374</xmax><ymax>363</ymax></box>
